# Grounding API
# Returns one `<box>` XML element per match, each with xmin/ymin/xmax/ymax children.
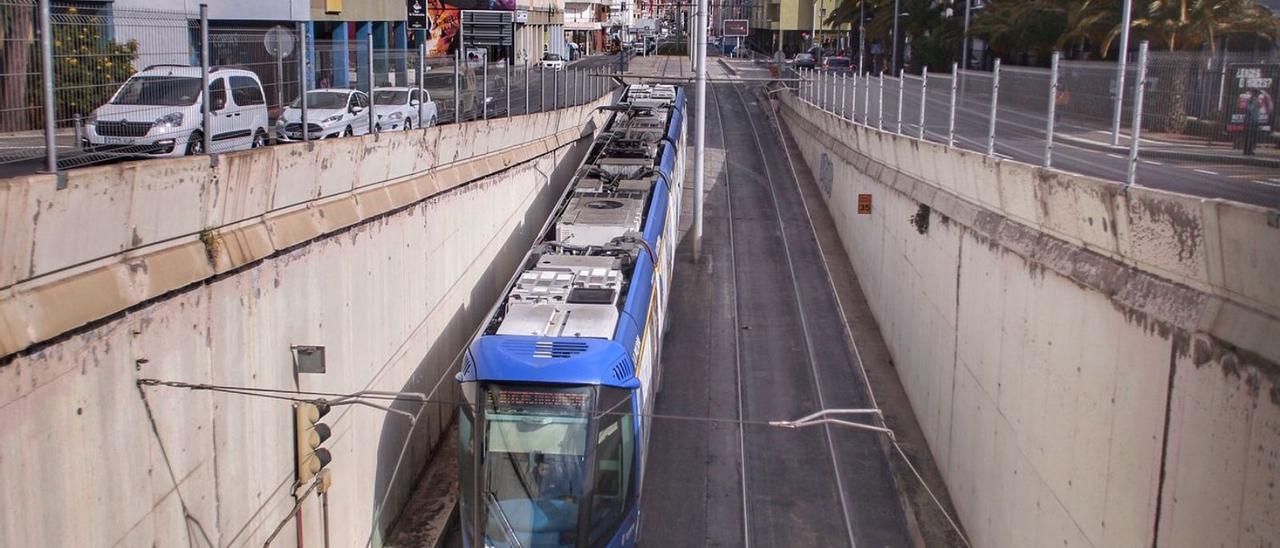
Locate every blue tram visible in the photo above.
<box><xmin>456</xmin><ymin>84</ymin><xmax>687</xmax><ymax>548</ymax></box>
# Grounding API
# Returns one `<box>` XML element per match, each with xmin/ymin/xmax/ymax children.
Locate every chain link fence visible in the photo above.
<box><xmin>1</xmin><ymin>1</ymin><xmax>620</xmax><ymax>178</ymax></box>
<box><xmin>794</xmin><ymin>44</ymin><xmax>1280</xmax><ymax>189</ymax></box>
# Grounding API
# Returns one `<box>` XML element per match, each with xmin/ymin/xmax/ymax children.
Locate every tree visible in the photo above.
<box><xmin>47</xmin><ymin>7</ymin><xmax>138</xmax><ymax>121</ymax></box>
<box><xmin>825</xmin><ymin>0</ymin><xmax>959</xmax><ymax>72</ymax></box>
<box><xmin>0</xmin><ymin>3</ymin><xmax>35</xmax><ymax>131</ymax></box>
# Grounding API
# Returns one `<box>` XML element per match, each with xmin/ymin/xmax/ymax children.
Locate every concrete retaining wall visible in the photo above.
<box><xmin>778</xmin><ymin>93</ymin><xmax>1280</xmax><ymax>548</ymax></box>
<box><xmin>0</xmin><ymin>98</ymin><xmax>612</xmax><ymax>547</ymax></box>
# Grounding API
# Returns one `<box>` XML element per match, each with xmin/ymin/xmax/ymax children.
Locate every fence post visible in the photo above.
<box><xmin>1044</xmin><ymin>51</ymin><xmax>1060</xmax><ymax>168</ymax></box>
<box><xmin>418</xmin><ymin>43</ymin><xmax>426</xmax><ymax>127</ymax></box>
<box><xmin>525</xmin><ymin>59</ymin><xmax>530</xmax><ymax>114</ymax></box>
<box><xmin>367</xmin><ymin>34</ymin><xmax>376</xmax><ymax>134</ymax></box>
<box><xmin>506</xmin><ymin>54</ymin><xmax>511</xmax><ymax>118</ymax></box>
<box><xmin>1125</xmin><ymin>41</ymin><xmax>1148</xmax><ymax>189</ymax></box>
<box><xmin>918</xmin><ymin>66</ymin><xmax>928</xmax><ymax>139</ymax></box>
<box><xmin>842</xmin><ymin>73</ymin><xmax>848</xmax><ymax>119</ymax></box>
<box><xmin>896</xmin><ymin>68</ymin><xmax>904</xmax><ymax>134</ymax></box>
<box><xmin>987</xmin><ymin>58</ymin><xmax>1001</xmax><ymax>156</ymax></box>
<box><xmin>299</xmin><ymin>22</ymin><xmax>311</xmax><ymax>141</ymax></box>
<box><xmin>39</xmin><ymin>0</ymin><xmax>57</xmax><ymax>177</ymax></box>
<box><xmin>877</xmin><ymin>71</ymin><xmax>884</xmax><ymax>130</ymax></box>
<box><xmin>540</xmin><ymin>64</ymin><xmax>545</xmax><ymax>112</ymax></box>
<box><xmin>454</xmin><ymin>49</ymin><xmax>461</xmax><ymax>122</ymax></box>
<box><xmin>948</xmin><ymin>62</ymin><xmax>957</xmax><ymax>147</ymax></box>
<box><xmin>553</xmin><ymin>66</ymin><xmax>559</xmax><ymax>109</ymax></box>
<box><xmin>200</xmin><ymin>3</ymin><xmax>212</xmax><ymax>155</ymax></box>
<box><xmin>851</xmin><ymin>74</ymin><xmax>858</xmax><ymax>122</ymax></box>
<box><xmin>482</xmin><ymin>51</ymin><xmax>489</xmax><ymax>120</ymax></box>
<box><xmin>862</xmin><ymin>70</ymin><xmax>870</xmax><ymax>123</ymax></box>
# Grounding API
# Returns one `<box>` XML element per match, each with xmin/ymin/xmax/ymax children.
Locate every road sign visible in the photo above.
<box><xmin>857</xmin><ymin>194</ymin><xmax>872</xmax><ymax>214</ymax></box>
<box><xmin>263</xmin><ymin>26</ymin><xmax>295</xmax><ymax>58</ymax></box>
<box><xmin>723</xmin><ymin>19</ymin><xmax>748</xmax><ymax>37</ymax></box>
<box><xmin>407</xmin><ymin>0</ymin><xmax>428</xmax><ymax>31</ymax></box>
<box><xmin>461</xmin><ymin>10</ymin><xmax>514</xmax><ymax>48</ymax></box>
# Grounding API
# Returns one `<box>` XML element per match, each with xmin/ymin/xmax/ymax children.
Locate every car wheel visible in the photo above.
<box><xmin>252</xmin><ymin>129</ymin><xmax>266</xmax><ymax>149</ymax></box>
<box><xmin>344</xmin><ymin>126</ymin><xmax>354</xmax><ymax>137</ymax></box>
<box><xmin>403</xmin><ymin>118</ymin><xmax>412</xmax><ymax>131</ymax></box>
<box><xmin>186</xmin><ymin>131</ymin><xmax>204</xmax><ymax>156</ymax></box>
<box><xmin>430</xmin><ymin>116</ymin><xmax>437</xmax><ymax>127</ymax></box>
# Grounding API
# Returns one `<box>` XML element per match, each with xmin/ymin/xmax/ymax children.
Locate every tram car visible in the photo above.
<box><xmin>456</xmin><ymin>83</ymin><xmax>686</xmax><ymax>548</ymax></box>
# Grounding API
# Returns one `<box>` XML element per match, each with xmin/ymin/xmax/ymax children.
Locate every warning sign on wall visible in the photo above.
<box><xmin>857</xmin><ymin>194</ymin><xmax>872</xmax><ymax>214</ymax></box>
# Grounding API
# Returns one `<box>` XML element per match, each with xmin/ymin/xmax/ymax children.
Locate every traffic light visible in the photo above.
<box><xmin>295</xmin><ymin>400</ymin><xmax>332</xmax><ymax>485</ymax></box>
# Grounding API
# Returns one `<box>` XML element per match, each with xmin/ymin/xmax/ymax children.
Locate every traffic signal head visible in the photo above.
<box><xmin>295</xmin><ymin>400</ymin><xmax>332</xmax><ymax>485</ymax></box>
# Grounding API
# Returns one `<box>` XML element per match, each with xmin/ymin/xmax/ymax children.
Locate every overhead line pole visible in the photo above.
<box><xmin>1110</xmin><ymin>0</ymin><xmax>1134</xmax><ymax>146</ymax></box>
<box><xmin>693</xmin><ymin>0</ymin><xmax>707</xmax><ymax>259</ymax></box>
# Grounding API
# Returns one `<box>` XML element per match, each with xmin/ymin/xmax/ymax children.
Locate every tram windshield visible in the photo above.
<box><xmin>460</xmin><ymin>383</ymin><xmax>636</xmax><ymax>548</ymax></box>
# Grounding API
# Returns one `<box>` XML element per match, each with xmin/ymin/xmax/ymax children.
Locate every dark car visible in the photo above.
<box><xmin>823</xmin><ymin>56</ymin><xmax>852</xmax><ymax>73</ymax></box>
<box><xmin>794</xmin><ymin>52</ymin><xmax>816</xmax><ymax>69</ymax></box>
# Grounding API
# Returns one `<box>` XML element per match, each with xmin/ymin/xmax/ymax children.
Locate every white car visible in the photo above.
<box><xmin>541</xmin><ymin>52</ymin><xmax>566</xmax><ymax>71</ymax></box>
<box><xmin>372</xmin><ymin>87</ymin><xmax>438</xmax><ymax>130</ymax></box>
<box><xmin>82</xmin><ymin>64</ymin><xmax>269</xmax><ymax>156</ymax></box>
<box><xmin>275</xmin><ymin>88</ymin><xmax>372</xmax><ymax>142</ymax></box>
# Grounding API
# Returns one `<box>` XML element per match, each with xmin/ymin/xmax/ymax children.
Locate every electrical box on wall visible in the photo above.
<box><xmin>292</xmin><ymin>345</ymin><xmax>327</xmax><ymax>374</ymax></box>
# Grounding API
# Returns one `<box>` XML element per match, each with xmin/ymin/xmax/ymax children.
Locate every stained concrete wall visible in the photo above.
<box><xmin>0</xmin><ymin>98</ymin><xmax>613</xmax><ymax>547</ymax></box>
<box><xmin>778</xmin><ymin>93</ymin><xmax>1280</xmax><ymax>548</ymax></box>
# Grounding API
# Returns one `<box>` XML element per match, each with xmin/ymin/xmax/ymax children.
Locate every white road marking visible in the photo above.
<box><xmin>1252</xmin><ymin>179</ymin><xmax>1280</xmax><ymax>188</ymax></box>
<box><xmin>1106</xmin><ymin>153</ymin><xmax>1124</xmax><ymax>159</ymax></box>
<box><xmin>1193</xmin><ymin>168</ymin><xmax>1220</xmax><ymax>176</ymax></box>
<box><xmin>1144</xmin><ymin>160</ymin><xmax>1163</xmax><ymax>166</ymax></box>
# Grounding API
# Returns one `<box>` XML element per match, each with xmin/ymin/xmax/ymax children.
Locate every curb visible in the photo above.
<box><xmin>1057</xmin><ymin>133</ymin><xmax>1280</xmax><ymax>169</ymax></box>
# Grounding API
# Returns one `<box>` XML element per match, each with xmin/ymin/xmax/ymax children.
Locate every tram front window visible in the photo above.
<box><xmin>482</xmin><ymin>385</ymin><xmax>593</xmax><ymax>547</ymax></box>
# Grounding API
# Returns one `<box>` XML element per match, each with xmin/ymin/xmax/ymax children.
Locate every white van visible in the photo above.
<box><xmin>82</xmin><ymin>64</ymin><xmax>269</xmax><ymax>157</ymax></box>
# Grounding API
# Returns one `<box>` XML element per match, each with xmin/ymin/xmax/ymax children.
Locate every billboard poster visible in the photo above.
<box><xmin>1224</xmin><ymin>63</ymin><xmax>1277</xmax><ymax>134</ymax></box>
<box><xmin>420</xmin><ymin>0</ymin><xmax>515</xmax><ymax>57</ymax></box>
<box><xmin>408</xmin><ymin>0</ymin><xmax>428</xmax><ymax>31</ymax></box>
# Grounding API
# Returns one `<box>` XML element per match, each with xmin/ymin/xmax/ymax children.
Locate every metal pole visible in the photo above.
<box><xmin>540</xmin><ymin>64</ymin><xmax>545</xmax><ymax>112</ymax></box>
<box><xmin>482</xmin><ymin>51</ymin><xmax>489</xmax><ymax>120</ymax></box>
<box><xmin>1125</xmin><ymin>41</ymin><xmax>1148</xmax><ymax>189</ymax></box>
<box><xmin>877</xmin><ymin>71</ymin><xmax>884</xmax><ymax>130</ymax></box>
<box><xmin>300</xmin><ymin>22</ymin><xmax>310</xmax><ymax>142</ymax></box>
<box><xmin>367</xmin><ymin>34</ymin><xmax>376</xmax><ymax>134</ymax></box>
<box><xmin>694</xmin><ymin>0</ymin><xmax>707</xmax><ymax>260</ymax></box>
<box><xmin>918</xmin><ymin>66</ymin><xmax>927</xmax><ymax>139</ymax></box>
<box><xmin>39</xmin><ymin>0</ymin><xmax>56</xmax><ymax>174</ymax></box>
<box><xmin>851</xmin><ymin>73</ymin><xmax>858</xmax><ymax>122</ymax></box>
<box><xmin>200</xmin><ymin>4</ymin><xmax>212</xmax><ymax>154</ymax></box>
<box><xmin>948</xmin><ymin>62</ymin><xmax>957</xmax><ymax>147</ymax></box>
<box><xmin>960</xmin><ymin>0</ymin><xmax>971</xmax><ymax>72</ymax></box>
<box><xmin>891</xmin><ymin>0</ymin><xmax>900</xmax><ymax>74</ymax></box>
<box><xmin>506</xmin><ymin>52</ymin><xmax>511</xmax><ymax>117</ymax></box>
<box><xmin>1044</xmin><ymin>51</ymin><xmax>1059</xmax><ymax>167</ymax></box>
<box><xmin>986</xmin><ymin>58</ymin><xmax>1000</xmax><ymax>156</ymax></box>
<box><xmin>455</xmin><ymin>49</ymin><xmax>461</xmax><ymax>122</ymax></box>
<box><xmin>896</xmin><ymin>68</ymin><xmax>904</xmax><ymax>134</ymax></box>
<box><xmin>553</xmin><ymin>65</ymin><xmax>559</xmax><ymax>109</ymax></box>
<box><xmin>525</xmin><ymin>59</ymin><xmax>530</xmax><ymax>114</ymax></box>
<box><xmin>862</xmin><ymin>70</ymin><xmax>869</xmax><ymax>122</ymax></box>
<box><xmin>1111</xmin><ymin>0</ymin><xmax>1133</xmax><ymax>146</ymax></box>
<box><xmin>418</xmin><ymin>43</ymin><xmax>425</xmax><ymax>127</ymax></box>
<box><xmin>857</xmin><ymin>1</ymin><xmax>865</xmax><ymax>75</ymax></box>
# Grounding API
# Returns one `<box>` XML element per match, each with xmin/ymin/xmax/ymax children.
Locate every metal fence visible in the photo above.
<box><xmin>793</xmin><ymin>43</ymin><xmax>1280</xmax><ymax>188</ymax></box>
<box><xmin>1</xmin><ymin>0</ymin><xmax>617</xmax><ymax>178</ymax></box>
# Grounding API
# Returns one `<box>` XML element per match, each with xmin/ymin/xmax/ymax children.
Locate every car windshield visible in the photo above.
<box><xmin>796</xmin><ymin>54</ymin><xmax>814</xmax><ymax>61</ymax></box>
<box><xmin>543</xmin><ymin>53</ymin><xmax>562</xmax><ymax>61</ymax></box>
<box><xmin>827</xmin><ymin>58</ymin><xmax>851</xmax><ymax>67</ymax></box>
<box><xmin>373</xmin><ymin>90</ymin><xmax>409</xmax><ymax>105</ymax></box>
<box><xmin>110</xmin><ymin>76</ymin><xmax>202</xmax><ymax>106</ymax></box>
<box><xmin>481</xmin><ymin>385</ymin><xmax>592</xmax><ymax>547</ymax></box>
<box><xmin>292</xmin><ymin>91</ymin><xmax>348</xmax><ymax>109</ymax></box>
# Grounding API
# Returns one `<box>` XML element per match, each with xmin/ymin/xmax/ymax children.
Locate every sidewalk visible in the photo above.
<box><xmin>1056</xmin><ymin>128</ymin><xmax>1280</xmax><ymax>168</ymax></box>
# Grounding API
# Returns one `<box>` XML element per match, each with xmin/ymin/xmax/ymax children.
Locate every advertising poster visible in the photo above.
<box><xmin>422</xmin><ymin>0</ymin><xmax>515</xmax><ymax>56</ymax></box>
<box><xmin>1224</xmin><ymin>63</ymin><xmax>1278</xmax><ymax>134</ymax></box>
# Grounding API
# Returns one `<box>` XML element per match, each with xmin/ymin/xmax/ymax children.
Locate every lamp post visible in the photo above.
<box><xmin>891</xmin><ymin>0</ymin><xmax>900</xmax><ymax>73</ymax></box>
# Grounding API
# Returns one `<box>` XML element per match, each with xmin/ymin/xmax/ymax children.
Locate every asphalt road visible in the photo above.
<box><xmin>638</xmin><ymin>81</ymin><xmax>913</xmax><ymax>547</ymax></box>
<box><xmin>804</xmin><ymin>70</ymin><xmax>1280</xmax><ymax>209</ymax></box>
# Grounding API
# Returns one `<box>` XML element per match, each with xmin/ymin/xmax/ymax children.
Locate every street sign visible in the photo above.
<box><xmin>723</xmin><ymin>19</ymin><xmax>748</xmax><ymax>37</ymax></box>
<box><xmin>514</xmin><ymin>9</ymin><xmax>529</xmax><ymax>23</ymax></box>
<box><xmin>407</xmin><ymin>0</ymin><xmax>428</xmax><ymax>31</ymax></box>
<box><xmin>1224</xmin><ymin>63</ymin><xmax>1278</xmax><ymax>134</ymax></box>
<box><xmin>461</xmin><ymin>10</ymin><xmax>514</xmax><ymax>48</ymax></box>
<box><xmin>857</xmin><ymin>194</ymin><xmax>872</xmax><ymax>214</ymax></box>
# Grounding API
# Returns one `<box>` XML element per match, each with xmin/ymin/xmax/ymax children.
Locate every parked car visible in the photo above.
<box><xmin>421</xmin><ymin>69</ymin><xmax>482</xmax><ymax>121</ymax></box>
<box><xmin>541</xmin><ymin>52</ymin><xmax>566</xmax><ymax>71</ymax></box>
<box><xmin>82</xmin><ymin>64</ymin><xmax>269</xmax><ymax>157</ymax></box>
<box><xmin>793</xmin><ymin>52</ymin><xmax>816</xmax><ymax>69</ymax></box>
<box><xmin>274</xmin><ymin>88</ymin><xmax>372</xmax><ymax>142</ymax></box>
<box><xmin>372</xmin><ymin>86</ymin><xmax>437</xmax><ymax>130</ymax></box>
<box><xmin>823</xmin><ymin>56</ymin><xmax>852</xmax><ymax>73</ymax></box>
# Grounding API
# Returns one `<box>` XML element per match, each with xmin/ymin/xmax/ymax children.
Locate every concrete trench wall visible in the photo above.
<box><xmin>777</xmin><ymin>93</ymin><xmax>1280</xmax><ymax>548</ymax></box>
<box><xmin>0</xmin><ymin>98</ymin><xmax>612</xmax><ymax>547</ymax></box>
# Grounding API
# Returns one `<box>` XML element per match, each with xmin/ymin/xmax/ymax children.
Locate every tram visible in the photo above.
<box><xmin>456</xmin><ymin>83</ymin><xmax>686</xmax><ymax>548</ymax></box>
